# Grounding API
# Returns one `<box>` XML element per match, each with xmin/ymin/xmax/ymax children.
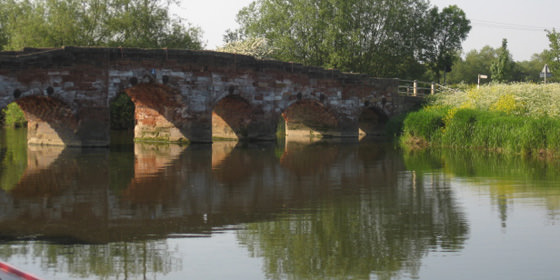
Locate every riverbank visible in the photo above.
<box><xmin>399</xmin><ymin>83</ymin><xmax>560</xmax><ymax>157</ymax></box>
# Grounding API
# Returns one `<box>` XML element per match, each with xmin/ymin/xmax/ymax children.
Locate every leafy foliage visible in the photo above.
<box><xmin>422</xmin><ymin>5</ymin><xmax>471</xmax><ymax>83</ymax></box>
<box><xmin>0</xmin><ymin>6</ymin><xmax>8</xmax><ymax>51</ymax></box>
<box><xmin>447</xmin><ymin>46</ymin><xmax>498</xmax><ymax>84</ymax></box>
<box><xmin>402</xmin><ymin>106</ymin><xmax>446</xmax><ymax>143</ymax></box>
<box><xmin>489</xmin><ymin>93</ymin><xmax>526</xmax><ymax>115</ymax></box>
<box><xmin>514</xmin><ymin>52</ymin><xmax>548</xmax><ymax>82</ymax></box>
<box><xmin>2</xmin><ymin>103</ymin><xmax>27</xmax><ymax>128</ymax></box>
<box><xmin>490</xmin><ymin>39</ymin><xmax>515</xmax><ymax>82</ymax></box>
<box><xmin>447</xmin><ymin>33</ymin><xmax>559</xmax><ymax>84</ymax></box>
<box><xmin>546</xmin><ymin>29</ymin><xmax>560</xmax><ymax>75</ymax></box>
<box><xmin>433</xmin><ymin>83</ymin><xmax>560</xmax><ymax>117</ymax></box>
<box><xmin>0</xmin><ymin>0</ymin><xmax>204</xmax><ymax>50</ymax></box>
<box><xmin>233</xmin><ymin>0</ymin><xmax>470</xmax><ymax>79</ymax></box>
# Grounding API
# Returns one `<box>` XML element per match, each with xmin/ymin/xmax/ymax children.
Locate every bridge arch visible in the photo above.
<box><xmin>358</xmin><ymin>106</ymin><xmax>389</xmax><ymax>137</ymax></box>
<box><xmin>1</xmin><ymin>78</ymin><xmax>110</xmax><ymax>146</ymax></box>
<box><xmin>282</xmin><ymin>99</ymin><xmax>340</xmax><ymax>139</ymax></box>
<box><xmin>212</xmin><ymin>94</ymin><xmax>255</xmax><ymax>141</ymax></box>
<box><xmin>122</xmin><ymin>83</ymin><xmax>194</xmax><ymax>143</ymax></box>
<box><xmin>14</xmin><ymin>95</ymin><xmax>81</xmax><ymax>146</ymax></box>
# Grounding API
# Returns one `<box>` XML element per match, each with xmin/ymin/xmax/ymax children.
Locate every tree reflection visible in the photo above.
<box><xmin>0</xmin><ymin>128</ymin><xmax>27</xmax><ymax>192</ymax></box>
<box><xmin>403</xmin><ymin>148</ymin><xmax>560</xmax><ymax>226</ymax></box>
<box><xmin>0</xmin><ymin>240</ymin><xmax>180</xmax><ymax>280</ymax></box>
<box><xmin>0</xmin><ymin>133</ymin><xmax>470</xmax><ymax>279</ymax></box>
<box><xmin>238</xmin><ymin>144</ymin><xmax>469</xmax><ymax>280</ymax></box>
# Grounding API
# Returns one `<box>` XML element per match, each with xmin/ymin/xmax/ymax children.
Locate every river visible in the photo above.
<box><xmin>1</xmin><ymin>128</ymin><xmax>559</xmax><ymax>280</ymax></box>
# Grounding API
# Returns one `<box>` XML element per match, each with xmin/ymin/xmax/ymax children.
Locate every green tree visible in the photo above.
<box><xmin>235</xmin><ymin>0</ymin><xmax>434</xmax><ymax>78</ymax></box>
<box><xmin>545</xmin><ymin>29</ymin><xmax>560</xmax><ymax>81</ymax></box>
<box><xmin>0</xmin><ymin>2</ymin><xmax>8</xmax><ymax>50</ymax></box>
<box><xmin>423</xmin><ymin>5</ymin><xmax>471</xmax><ymax>84</ymax></box>
<box><xmin>223</xmin><ymin>28</ymin><xmax>244</xmax><ymax>44</ymax></box>
<box><xmin>490</xmin><ymin>39</ymin><xmax>515</xmax><ymax>82</ymax></box>
<box><xmin>0</xmin><ymin>0</ymin><xmax>204</xmax><ymax>50</ymax></box>
<box><xmin>102</xmin><ymin>0</ymin><xmax>203</xmax><ymax>48</ymax></box>
<box><xmin>515</xmin><ymin>51</ymin><xmax>547</xmax><ymax>82</ymax></box>
<box><xmin>447</xmin><ymin>45</ymin><xmax>546</xmax><ymax>84</ymax></box>
<box><xmin>447</xmin><ymin>46</ymin><xmax>497</xmax><ymax>84</ymax></box>
<box><xmin>2</xmin><ymin>103</ymin><xmax>27</xmax><ymax>128</ymax></box>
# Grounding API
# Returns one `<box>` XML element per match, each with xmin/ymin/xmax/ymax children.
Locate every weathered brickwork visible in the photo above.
<box><xmin>0</xmin><ymin>47</ymin><xmax>420</xmax><ymax>146</ymax></box>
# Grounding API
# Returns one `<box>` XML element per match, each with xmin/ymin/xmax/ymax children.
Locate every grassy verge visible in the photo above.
<box><xmin>401</xmin><ymin>83</ymin><xmax>560</xmax><ymax>157</ymax></box>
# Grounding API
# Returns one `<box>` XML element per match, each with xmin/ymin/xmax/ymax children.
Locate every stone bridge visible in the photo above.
<box><xmin>0</xmin><ymin>47</ymin><xmax>421</xmax><ymax>146</ymax></box>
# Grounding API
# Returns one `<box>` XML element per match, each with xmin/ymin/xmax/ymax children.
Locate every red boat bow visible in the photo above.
<box><xmin>0</xmin><ymin>261</ymin><xmax>42</xmax><ymax>280</ymax></box>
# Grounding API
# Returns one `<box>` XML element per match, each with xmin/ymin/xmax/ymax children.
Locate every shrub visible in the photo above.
<box><xmin>433</xmin><ymin>83</ymin><xmax>560</xmax><ymax>118</ymax></box>
<box><xmin>489</xmin><ymin>93</ymin><xmax>527</xmax><ymax>115</ymax></box>
<box><xmin>2</xmin><ymin>103</ymin><xmax>27</xmax><ymax>128</ymax></box>
<box><xmin>401</xmin><ymin>106</ymin><xmax>447</xmax><ymax>144</ymax></box>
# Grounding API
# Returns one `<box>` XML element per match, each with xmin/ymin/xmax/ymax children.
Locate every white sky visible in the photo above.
<box><xmin>175</xmin><ymin>0</ymin><xmax>560</xmax><ymax>61</ymax></box>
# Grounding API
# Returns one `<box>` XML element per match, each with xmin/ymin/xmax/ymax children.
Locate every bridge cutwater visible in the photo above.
<box><xmin>0</xmin><ymin>47</ymin><xmax>422</xmax><ymax>146</ymax></box>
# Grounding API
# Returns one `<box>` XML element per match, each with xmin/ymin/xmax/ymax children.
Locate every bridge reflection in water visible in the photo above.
<box><xmin>0</xmin><ymin>129</ymin><xmax>468</xmax><ymax>279</ymax></box>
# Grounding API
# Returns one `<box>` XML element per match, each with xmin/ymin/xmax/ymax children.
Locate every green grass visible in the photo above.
<box><xmin>402</xmin><ymin>107</ymin><xmax>446</xmax><ymax>143</ymax></box>
<box><xmin>401</xmin><ymin>83</ymin><xmax>560</xmax><ymax>157</ymax></box>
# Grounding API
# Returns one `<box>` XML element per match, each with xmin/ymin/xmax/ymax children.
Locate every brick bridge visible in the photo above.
<box><xmin>0</xmin><ymin>47</ymin><xmax>421</xmax><ymax>146</ymax></box>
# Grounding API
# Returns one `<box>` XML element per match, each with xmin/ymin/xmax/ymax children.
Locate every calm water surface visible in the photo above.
<box><xmin>1</xmin><ymin>128</ymin><xmax>560</xmax><ymax>280</ymax></box>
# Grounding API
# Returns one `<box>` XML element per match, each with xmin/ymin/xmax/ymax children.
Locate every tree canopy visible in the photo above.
<box><xmin>232</xmin><ymin>0</ymin><xmax>471</xmax><ymax>79</ymax></box>
<box><xmin>546</xmin><ymin>29</ymin><xmax>560</xmax><ymax>79</ymax></box>
<box><xmin>490</xmin><ymin>39</ymin><xmax>515</xmax><ymax>82</ymax></box>
<box><xmin>446</xmin><ymin>46</ymin><xmax>497</xmax><ymax>84</ymax></box>
<box><xmin>0</xmin><ymin>0</ymin><xmax>204</xmax><ymax>50</ymax></box>
<box><xmin>445</xmin><ymin>36</ymin><xmax>553</xmax><ymax>85</ymax></box>
<box><xmin>422</xmin><ymin>5</ymin><xmax>471</xmax><ymax>83</ymax></box>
